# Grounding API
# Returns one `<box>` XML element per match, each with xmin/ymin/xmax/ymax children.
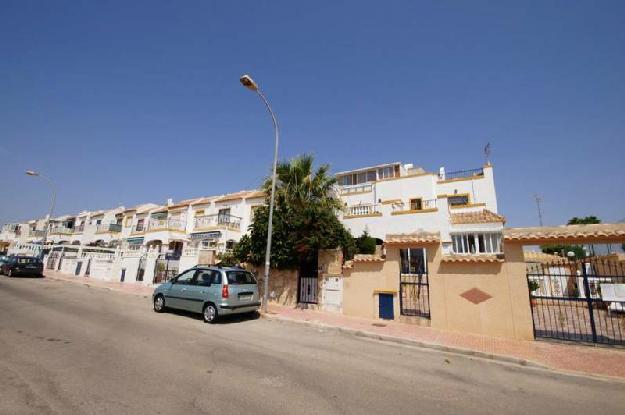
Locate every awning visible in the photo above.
<box><xmin>126</xmin><ymin>237</ymin><xmax>144</xmax><ymax>245</ymax></box>
<box><xmin>190</xmin><ymin>231</ymin><xmax>221</xmax><ymax>240</ymax></box>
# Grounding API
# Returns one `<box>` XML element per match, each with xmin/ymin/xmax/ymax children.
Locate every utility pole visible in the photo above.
<box><xmin>534</xmin><ymin>194</ymin><xmax>544</xmax><ymax>227</ymax></box>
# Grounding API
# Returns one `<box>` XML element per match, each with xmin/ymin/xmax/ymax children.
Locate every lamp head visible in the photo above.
<box><xmin>26</xmin><ymin>170</ymin><xmax>39</xmax><ymax>176</ymax></box>
<box><xmin>240</xmin><ymin>74</ymin><xmax>258</xmax><ymax>91</ymax></box>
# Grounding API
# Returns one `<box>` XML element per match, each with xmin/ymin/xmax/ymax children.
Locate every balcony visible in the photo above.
<box><xmin>29</xmin><ymin>230</ymin><xmax>46</xmax><ymax>238</ymax></box>
<box><xmin>194</xmin><ymin>214</ymin><xmax>241</xmax><ymax>231</ymax></box>
<box><xmin>340</xmin><ymin>183</ymin><xmax>373</xmax><ymax>196</ymax></box>
<box><xmin>439</xmin><ymin>167</ymin><xmax>484</xmax><ymax>182</ymax></box>
<box><xmin>96</xmin><ymin>223</ymin><xmax>122</xmax><ymax>233</ymax></box>
<box><xmin>131</xmin><ymin>223</ymin><xmax>145</xmax><ymax>234</ymax></box>
<box><xmin>391</xmin><ymin>199</ymin><xmax>437</xmax><ymax>215</ymax></box>
<box><xmin>49</xmin><ymin>227</ymin><xmax>72</xmax><ymax>235</ymax></box>
<box><xmin>73</xmin><ymin>224</ymin><xmax>85</xmax><ymax>234</ymax></box>
<box><xmin>147</xmin><ymin>218</ymin><xmax>187</xmax><ymax>233</ymax></box>
<box><xmin>344</xmin><ymin>204</ymin><xmax>382</xmax><ymax>219</ymax></box>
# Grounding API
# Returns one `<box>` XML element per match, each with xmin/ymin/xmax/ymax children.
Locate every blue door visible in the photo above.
<box><xmin>379</xmin><ymin>293</ymin><xmax>394</xmax><ymax>320</ymax></box>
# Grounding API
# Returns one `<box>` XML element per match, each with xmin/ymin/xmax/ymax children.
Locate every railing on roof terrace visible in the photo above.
<box><xmin>441</xmin><ymin>168</ymin><xmax>484</xmax><ymax>181</ymax></box>
<box><xmin>340</xmin><ymin>183</ymin><xmax>373</xmax><ymax>195</ymax></box>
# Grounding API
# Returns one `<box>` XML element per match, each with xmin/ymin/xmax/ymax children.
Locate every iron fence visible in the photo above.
<box><xmin>527</xmin><ymin>256</ymin><xmax>625</xmax><ymax>345</ymax></box>
<box><xmin>442</xmin><ymin>168</ymin><xmax>484</xmax><ymax>181</ymax></box>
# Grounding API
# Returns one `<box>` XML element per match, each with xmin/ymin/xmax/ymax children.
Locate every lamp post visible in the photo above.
<box><xmin>240</xmin><ymin>74</ymin><xmax>279</xmax><ymax>314</ymax></box>
<box><xmin>26</xmin><ymin>170</ymin><xmax>56</xmax><ymax>257</ymax></box>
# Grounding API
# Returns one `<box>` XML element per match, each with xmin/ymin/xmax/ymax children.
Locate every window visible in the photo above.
<box><xmin>338</xmin><ymin>170</ymin><xmax>377</xmax><ymax>186</ymax></box>
<box><xmin>448</xmin><ymin>195</ymin><xmax>469</xmax><ymax>207</ymax></box>
<box><xmin>409</xmin><ymin>198</ymin><xmax>423</xmax><ymax>211</ymax></box>
<box><xmin>195</xmin><ymin>270</ymin><xmax>213</xmax><ymax>286</ymax></box>
<box><xmin>211</xmin><ymin>270</ymin><xmax>222</xmax><ymax>284</ymax></box>
<box><xmin>451</xmin><ymin>233</ymin><xmax>502</xmax><ymax>254</ymax></box>
<box><xmin>136</xmin><ymin>219</ymin><xmax>144</xmax><ymax>231</ymax></box>
<box><xmin>225</xmin><ymin>240</ymin><xmax>235</xmax><ymax>250</ymax></box>
<box><xmin>226</xmin><ymin>271</ymin><xmax>257</xmax><ymax>285</ymax></box>
<box><xmin>400</xmin><ymin>248</ymin><xmax>426</xmax><ymax>274</ymax></box>
<box><xmin>175</xmin><ymin>269</ymin><xmax>196</xmax><ymax>284</ymax></box>
<box><xmin>378</xmin><ymin>166</ymin><xmax>395</xmax><ymax>180</ymax></box>
<box><xmin>218</xmin><ymin>208</ymin><xmax>231</xmax><ymax>224</ymax></box>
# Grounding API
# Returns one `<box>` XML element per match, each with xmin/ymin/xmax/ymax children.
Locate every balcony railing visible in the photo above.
<box><xmin>96</xmin><ymin>223</ymin><xmax>122</xmax><ymax>233</ymax></box>
<box><xmin>73</xmin><ymin>224</ymin><xmax>85</xmax><ymax>234</ymax></box>
<box><xmin>340</xmin><ymin>183</ymin><xmax>373</xmax><ymax>195</ymax></box>
<box><xmin>194</xmin><ymin>214</ymin><xmax>242</xmax><ymax>230</ymax></box>
<box><xmin>391</xmin><ymin>198</ymin><xmax>437</xmax><ymax>214</ymax></box>
<box><xmin>345</xmin><ymin>204</ymin><xmax>381</xmax><ymax>217</ymax></box>
<box><xmin>440</xmin><ymin>168</ymin><xmax>484</xmax><ymax>181</ymax></box>
<box><xmin>49</xmin><ymin>227</ymin><xmax>72</xmax><ymax>235</ymax></box>
<box><xmin>147</xmin><ymin>218</ymin><xmax>187</xmax><ymax>232</ymax></box>
<box><xmin>29</xmin><ymin>230</ymin><xmax>46</xmax><ymax>238</ymax></box>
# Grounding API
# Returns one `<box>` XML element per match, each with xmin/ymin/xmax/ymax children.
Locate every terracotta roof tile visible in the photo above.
<box><xmin>523</xmin><ymin>251</ymin><xmax>562</xmax><ymax>264</ymax></box>
<box><xmin>352</xmin><ymin>254</ymin><xmax>385</xmax><ymax>263</ymax></box>
<box><xmin>441</xmin><ymin>254</ymin><xmax>504</xmax><ymax>263</ymax></box>
<box><xmin>451</xmin><ymin>209</ymin><xmax>506</xmax><ymax>225</ymax></box>
<box><xmin>385</xmin><ymin>231</ymin><xmax>440</xmax><ymax>244</ymax></box>
<box><xmin>504</xmin><ymin>223</ymin><xmax>625</xmax><ymax>243</ymax></box>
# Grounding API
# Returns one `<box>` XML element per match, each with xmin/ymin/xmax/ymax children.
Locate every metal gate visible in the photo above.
<box><xmin>527</xmin><ymin>256</ymin><xmax>625</xmax><ymax>345</ymax></box>
<box><xmin>399</xmin><ymin>248</ymin><xmax>430</xmax><ymax>318</ymax></box>
<box><xmin>153</xmin><ymin>255</ymin><xmax>179</xmax><ymax>284</ymax></box>
<box><xmin>299</xmin><ymin>276</ymin><xmax>318</xmax><ymax>304</ymax></box>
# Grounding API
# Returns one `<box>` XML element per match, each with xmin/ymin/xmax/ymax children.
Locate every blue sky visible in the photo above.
<box><xmin>1</xmin><ymin>0</ymin><xmax>624</xmax><ymax>227</ymax></box>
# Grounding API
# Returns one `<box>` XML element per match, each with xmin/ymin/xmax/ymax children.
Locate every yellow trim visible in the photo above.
<box><xmin>391</xmin><ymin>208</ymin><xmax>438</xmax><ymax>215</ymax></box>
<box><xmin>376</xmin><ymin>172</ymin><xmax>437</xmax><ymax>183</ymax></box>
<box><xmin>449</xmin><ymin>202</ymin><xmax>487</xmax><ymax>209</ymax></box>
<box><xmin>194</xmin><ymin>209</ymin><xmax>205</xmax><ymax>217</ymax></box>
<box><xmin>373</xmin><ymin>289</ymin><xmax>397</xmax><ymax>295</ymax></box>
<box><xmin>437</xmin><ymin>175</ymin><xmax>484</xmax><ymax>184</ymax></box>
<box><xmin>194</xmin><ymin>224</ymin><xmax>241</xmax><ymax>232</ymax></box>
<box><xmin>381</xmin><ymin>199</ymin><xmax>402</xmax><ymax>205</ymax></box>
<box><xmin>343</xmin><ymin>212</ymin><xmax>383</xmax><ymax>219</ymax></box>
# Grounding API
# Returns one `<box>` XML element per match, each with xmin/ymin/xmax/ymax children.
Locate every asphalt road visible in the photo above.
<box><xmin>0</xmin><ymin>276</ymin><xmax>624</xmax><ymax>415</ymax></box>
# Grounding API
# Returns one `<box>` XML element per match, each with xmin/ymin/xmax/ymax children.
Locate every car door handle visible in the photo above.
<box><xmin>181</xmin><ymin>288</ymin><xmax>187</xmax><ymax>291</ymax></box>
<box><xmin>200</xmin><ymin>290</ymin><xmax>207</xmax><ymax>294</ymax></box>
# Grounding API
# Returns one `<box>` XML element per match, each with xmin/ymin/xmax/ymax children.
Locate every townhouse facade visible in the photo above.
<box><xmin>1</xmin><ymin>160</ymin><xmax>501</xmax><ymax>286</ymax></box>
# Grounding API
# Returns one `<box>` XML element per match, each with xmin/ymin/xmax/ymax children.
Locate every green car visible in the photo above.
<box><xmin>152</xmin><ymin>266</ymin><xmax>261</xmax><ymax>323</ymax></box>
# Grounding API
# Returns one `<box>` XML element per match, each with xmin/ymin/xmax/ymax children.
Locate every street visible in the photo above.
<box><xmin>0</xmin><ymin>277</ymin><xmax>624</xmax><ymax>415</ymax></box>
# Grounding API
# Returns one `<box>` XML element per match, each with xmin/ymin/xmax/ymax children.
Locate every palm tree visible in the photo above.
<box><xmin>262</xmin><ymin>154</ymin><xmax>341</xmax><ymax>212</ymax></box>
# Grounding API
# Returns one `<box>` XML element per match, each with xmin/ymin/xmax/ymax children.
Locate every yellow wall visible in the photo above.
<box><xmin>341</xmin><ymin>242</ymin><xmax>534</xmax><ymax>340</ymax></box>
<box><xmin>427</xmin><ymin>242</ymin><xmax>533</xmax><ymax>340</ymax></box>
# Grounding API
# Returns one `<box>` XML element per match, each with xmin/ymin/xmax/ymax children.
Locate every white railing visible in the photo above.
<box><xmin>96</xmin><ymin>223</ymin><xmax>122</xmax><ymax>233</ymax></box>
<box><xmin>50</xmin><ymin>227</ymin><xmax>72</xmax><ymax>235</ymax></box>
<box><xmin>340</xmin><ymin>183</ymin><xmax>373</xmax><ymax>195</ymax></box>
<box><xmin>194</xmin><ymin>214</ymin><xmax>241</xmax><ymax>230</ymax></box>
<box><xmin>345</xmin><ymin>204</ymin><xmax>381</xmax><ymax>217</ymax></box>
<box><xmin>391</xmin><ymin>198</ymin><xmax>437</xmax><ymax>212</ymax></box>
<box><xmin>147</xmin><ymin>218</ymin><xmax>187</xmax><ymax>232</ymax></box>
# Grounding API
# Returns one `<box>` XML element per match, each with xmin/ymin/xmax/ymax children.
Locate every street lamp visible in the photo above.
<box><xmin>240</xmin><ymin>74</ymin><xmax>279</xmax><ymax>314</ymax></box>
<box><xmin>25</xmin><ymin>170</ymin><xmax>56</xmax><ymax>257</ymax></box>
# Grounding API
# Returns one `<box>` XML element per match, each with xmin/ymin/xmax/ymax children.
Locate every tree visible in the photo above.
<box><xmin>355</xmin><ymin>230</ymin><xmax>377</xmax><ymax>255</ymax></box>
<box><xmin>541</xmin><ymin>216</ymin><xmax>602</xmax><ymax>259</ymax></box>
<box><xmin>568</xmin><ymin>216</ymin><xmax>601</xmax><ymax>225</ymax></box>
<box><xmin>234</xmin><ymin>155</ymin><xmax>354</xmax><ymax>269</ymax></box>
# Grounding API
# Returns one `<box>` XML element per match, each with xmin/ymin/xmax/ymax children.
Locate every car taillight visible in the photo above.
<box><xmin>221</xmin><ymin>284</ymin><xmax>229</xmax><ymax>299</ymax></box>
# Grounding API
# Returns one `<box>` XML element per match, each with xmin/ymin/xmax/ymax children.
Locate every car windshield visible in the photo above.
<box><xmin>226</xmin><ymin>271</ymin><xmax>257</xmax><ymax>285</ymax></box>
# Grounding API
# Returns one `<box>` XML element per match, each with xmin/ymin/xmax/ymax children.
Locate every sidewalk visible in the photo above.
<box><xmin>43</xmin><ymin>271</ymin><xmax>625</xmax><ymax>380</ymax></box>
<box><xmin>44</xmin><ymin>271</ymin><xmax>154</xmax><ymax>297</ymax></box>
<box><xmin>265</xmin><ymin>304</ymin><xmax>625</xmax><ymax>380</ymax></box>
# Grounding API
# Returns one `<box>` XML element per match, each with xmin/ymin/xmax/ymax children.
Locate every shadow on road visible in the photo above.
<box><xmin>160</xmin><ymin>308</ymin><xmax>261</xmax><ymax>324</ymax></box>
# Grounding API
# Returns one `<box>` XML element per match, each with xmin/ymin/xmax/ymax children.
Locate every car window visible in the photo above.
<box><xmin>194</xmin><ymin>270</ymin><xmax>213</xmax><ymax>287</ymax></box>
<box><xmin>226</xmin><ymin>271</ymin><xmax>256</xmax><ymax>285</ymax></box>
<box><xmin>17</xmin><ymin>257</ymin><xmax>38</xmax><ymax>264</ymax></box>
<box><xmin>175</xmin><ymin>269</ymin><xmax>196</xmax><ymax>284</ymax></box>
<box><xmin>211</xmin><ymin>270</ymin><xmax>222</xmax><ymax>285</ymax></box>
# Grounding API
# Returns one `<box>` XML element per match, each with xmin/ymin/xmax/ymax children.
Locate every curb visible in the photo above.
<box><xmin>261</xmin><ymin>313</ymin><xmax>546</xmax><ymax>369</ymax></box>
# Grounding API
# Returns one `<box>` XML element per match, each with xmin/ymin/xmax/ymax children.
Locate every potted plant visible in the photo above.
<box><xmin>527</xmin><ymin>280</ymin><xmax>540</xmax><ymax>306</ymax></box>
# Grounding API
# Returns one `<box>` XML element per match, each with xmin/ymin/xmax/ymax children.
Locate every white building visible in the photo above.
<box><xmin>1</xmin><ymin>159</ymin><xmax>504</xmax><ymax>283</ymax></box>
<box><xmin>337</xmin><ymin>162</ymin><xmax>504</xmax><ymax>256</ymax></box>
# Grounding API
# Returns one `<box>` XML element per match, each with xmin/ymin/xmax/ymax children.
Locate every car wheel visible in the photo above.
<box><xmin>153</xmin><ymin>294</ymin><xmax>166</xmax><ymax>313</ymax></box>
<box><xmin>203</xmin><ymin>303</ymin><xmax>218</xmax><ymax>324</ymax></box>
